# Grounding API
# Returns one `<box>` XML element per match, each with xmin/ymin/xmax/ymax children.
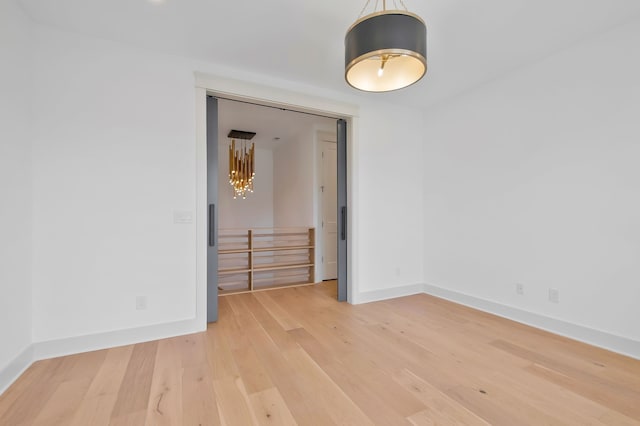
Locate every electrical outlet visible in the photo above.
<box><xmin>548</xmin><ymin>288</ymin><xmax>559</xmax><ymax>304</ymax></box>
<box><xmin>516</xmin><ymin>283</ymin><xmax>524</xmax><ymax>295</ymax></box>
<box><xmin>136</xmin><ymin>296</ymin><xmax>147</xmax><ymax>310</ymax></box>
<box><xmin>395</xmin><ymin>267</ymin><xmax>401</xmax><ymax>277</ymax></box>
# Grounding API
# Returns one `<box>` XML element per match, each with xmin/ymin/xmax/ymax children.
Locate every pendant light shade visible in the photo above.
<box><xmin>345</xmin><ymin>11</ymin><xmax>427</xmax><ymax>92</ymax></box>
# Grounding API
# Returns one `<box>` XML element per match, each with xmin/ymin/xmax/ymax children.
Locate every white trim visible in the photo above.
<box><xmin>3</xmin><ymin>282</ymin><xmax>637</xmax><ymax>395</ymax></box>
<box><xmin>0</xmin><ymin>318</ymin><xmax>202</xmax><ymax>396</ymax></box>
<box><xmin>0</xmin><ymin>346</ymin><xmax>34</xmax><ymax>395</ymax></box>
<box><xmin>423</xmin><ymin>283</ymin><xmax>640</xmax><ymax>360</ymax></box>
<box><xmin>195</xmin><ymin>86</ymin><xmax>208</xmax><ymax>328</ymax></box>
<box><xmin>314</xmin><ymin>131</ymin><xmax>324</xmax><ymax>281</ymax></box>
<box><xmin>346</xmin><ymin>115</ymin><xmax>359</xmax><ymax>305</ymax></box>
<box><xmin>195</xmin><ymin>71</ymin><xmax>360</xmax><ymax>313</ymax></box>
<box><xmin>33</xmin><ymin>319</ymin><xmax>200</xmax><ymax>361</ymax></box>
<box><xmin>352</xmin><ymin>283</ymin><xmax>426</xmax><ymax>305</ymax></box>
<box><xmin>194</xmin><ymin>73</ymin><xmax>359</xmax><ymax>119</ymax></box>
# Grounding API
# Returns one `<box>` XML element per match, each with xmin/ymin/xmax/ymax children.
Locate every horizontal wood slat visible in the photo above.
<box><xmin>217</xmin><ymin>228</ymin><xmax>315</xmax><ymax>294</ymax></box>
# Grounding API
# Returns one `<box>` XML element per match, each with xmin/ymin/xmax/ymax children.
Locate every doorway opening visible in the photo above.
<box><xmin>205</xmin><ymin>94</ymin><xmax>351</xmax><ymax>322</ymax></box>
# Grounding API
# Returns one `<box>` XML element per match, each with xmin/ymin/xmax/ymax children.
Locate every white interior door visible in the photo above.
<box><xmin>322</xmin><ymin>140</ymin><xmax>338</xmax><ymax>280</ymax></box>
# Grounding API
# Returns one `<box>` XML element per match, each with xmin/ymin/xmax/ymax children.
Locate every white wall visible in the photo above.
<box><xmin>422</xmin><ymin>18</ymin><xmax>640</xmax><ymax>343</ymax></box>
<box><xmin>0</xmin><ymin>0</ymin><xmax>33</xmax><ymax>375</ymax></box>
<box><xmin>355</xmin><ymin>102</ymin><xmax>425</xmax><ymax>296</ymax></box>
<box><xmin>27</xmin><ymin>23</ymin><xmax>427</xmax><ymax>344</ymax></box>
<box><xmin>273</xmin><ymin>127</ymin><xmax>315</xmax><ymax>228</ymax></box>
<box><xmin>31</xmin><ymin>27</ymin><xmax>198</xmax><ymax>341</ymax></box>
<box><xmin>218</xmin><ymin>146</ymin><xmax>274</xmax><ymax>229</ymax></box>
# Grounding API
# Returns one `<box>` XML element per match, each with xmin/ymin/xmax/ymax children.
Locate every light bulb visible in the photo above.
<box><xmin>377</xmin><ymin>55</ymin><xmax>390</xmax><ymax>78</ymax></box>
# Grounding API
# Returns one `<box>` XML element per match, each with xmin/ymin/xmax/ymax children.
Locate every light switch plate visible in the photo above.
<box><xmin>173</xmin><ymin>210</ymin><xmax>193</xmax><ymax>224</ymax></box>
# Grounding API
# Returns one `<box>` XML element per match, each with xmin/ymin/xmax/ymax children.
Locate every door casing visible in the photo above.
<box><xmin>196</xmin><ymin>73</ymin><xmax>358</xmax><ymax>326</ymax></box>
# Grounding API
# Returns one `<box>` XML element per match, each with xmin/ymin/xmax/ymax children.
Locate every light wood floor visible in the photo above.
<box><xmin>1</xmin><ymin>282</ymin><xmax>639</xmax><ymax>425</ymax></box>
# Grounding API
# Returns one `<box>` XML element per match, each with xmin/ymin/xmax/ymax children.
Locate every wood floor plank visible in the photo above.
<box><xmin>32</xmin><ymin>377</ymin><xmax>93</xmax><ymax>425</ymax></box>
<box><xmin>287</xmin><ymin>315</ymin><xmax>417</xmax><ymax>425</ymax></box>
<box><xmin>205</xmin><ymin>298</ymin><xmax>242</xmax><ymax>381</ymax></box>
<box><xmin>84</xmin><ymin>345</ymin><xmax>134</xmax><ymax>399</ymax></box>
<box><xmin>177</xmin><ymin>333</ymin><xmax>208</xmax><ymax>368</ymax></box>
<box><xmin>221</xmin><ymin>299</ymin><xmax>277</xmax><ymax>394</ymax></box>
<box><xmin>478</xmin><ymin>369</ymin><xmax>626</xmax><ymax>426</ymax></box>
<box><xmin>239</xmin><ymin>293</ymin><xmax>301</xmax><ymax>352</ymax></box>
<box><xmin>62</xmin><ymin>349</ymin><xmax>109</xmax><ymax>382</ymax></box>
<box><xmin>0</xmin><ymin>359</ymin><xmax>59</xmax><ymax>424</ymax></box>
<box><xmin>493</xmin><ymin>339</ymin><xmax>640</xmax><ymax>418</ymax></box>
<box><xmin>253</xmin><ymin>290</ymin><xmax>302</xmax><ymax>331</ymax></box>
<box><xmin>212</xmin><ymin>377</ymin><xmax>258</xmax><ymax>426</ymax></box>
<box><xmin>70</xmin><ymin>394</ymin><xmax>119</xmax><ymax>426</ymax></box>
<box><xmin>181</xmin><ymin>365</ymin><xmax>222</xmax><ymax>426</ymax></box>
<box><xmin>205</xmin><ymin>327</ymin><xmax>239</xmax><ymax>381</ymax></box>
<box><xmin>2</xmin><ymin>281</ymin><xmax>639</xmax><ymax>426</ymax></box>
<box><xmin>598</xmin><ymin>409</ymin><xmax>640</xmax><ymax>426</ymax></box>
<box><xmin>336</xmin><ymin>352</ymin><xmax>427</xmax><ymax>417</ymax></box>
<box><xmin>108</xmin><ymin>409</ymin><xmax>147</xmax><ymax>426</ymax></box>
<box><xmin>68</xmin><ymin>346</ymin><xmax>133</xmax><ymax>426</ymax></box>
<box><xmin>395</xmin><ymin>368</ymin><xmax>490</xmax><ymax>426</ymax></box>
<box><xmin>145</xmin><ymin>338</ymin><xmax>183</xmax><ymax>426</ymax></box>
<box><xmin>526</xmin><ymin>361</ymin><xmax>640</xmax><ymax>419</ymax></box>
<box><xmin>244</xmin><ymin>314</ymin><xmax>337</xmax><ymax>425</ymax></box>
<box><xmin>408</xmin><ymin>407</ymin><xmax>486</xmax><ymax>426</ymax></box>
<box><xmin>0</xmin><ymin>358</ymin><xmax>63</xmax><ymax>425</ymax></box>
<box><xmin>110</xmin><ymin>340</ymin><xmax>158</xmax><ymax>418</ymax></box>
<box><xmin>281</xmin><ymin>347</ymin><xmax>375</xmax><ymax>426</ymax></box>
<box><xmin>249</xmin><ymin>387</ymin><xmax>298</xmax><ymax>426</ymax></box>
<box><xmin>320</xmin><ymin>359</ymin><xmax>413</xmax><ymax>426</ymax></box>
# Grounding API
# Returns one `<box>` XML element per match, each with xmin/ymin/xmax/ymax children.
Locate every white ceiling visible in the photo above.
<box><xmin>218</xmin><ymin>99</ymin><xmax>334</xmax><ymax>151</ymax></box>
<box><xmin>18</xmin><ymin>0</ymin><xmax>640</xmax><ymax>109</ymax></box>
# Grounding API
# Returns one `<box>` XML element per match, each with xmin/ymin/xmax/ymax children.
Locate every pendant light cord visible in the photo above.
<box><xmin>357</xmin><ymin>0</ymin><xmax>409</xmax><ymax>18</ymax></box>
<box><xmin>390</xmin><ymin>0</ymin><xmax>409</xmax><ymax>10</ymax></box>
<box><xmin>357</xmin><ymin>0</ymin><xmax>372</xmax><ymax>19</ymax></box>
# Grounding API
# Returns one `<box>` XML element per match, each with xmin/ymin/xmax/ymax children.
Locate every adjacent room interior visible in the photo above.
<box><xmin>216</xmin><ymin>99</ymin><xmax>337</xmax><ymax>295</ymax></box>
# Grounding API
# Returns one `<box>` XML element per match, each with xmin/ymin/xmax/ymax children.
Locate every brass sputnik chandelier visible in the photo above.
<box><xmin>227</xmin><ymin>130</ymin><xmax>256</xmax><ymax>199</ymax></box>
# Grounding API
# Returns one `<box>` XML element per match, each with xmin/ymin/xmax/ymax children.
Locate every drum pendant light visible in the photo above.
<box><xmin>345</xmin><ymin>0</ymin><xmax>427</xmax><ymax>92</ymax></box>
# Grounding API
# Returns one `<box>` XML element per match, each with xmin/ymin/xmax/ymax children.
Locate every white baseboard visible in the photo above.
<box><xmin>423</xmin><ymin>283</ymin><xmax>640</xmax><ymax>360</ymax></box>
<box><xmin>0</xmin><ymin>318</ymin><xmax>204</xmax><ymax>396</ymax></box>
<box><xmin>34</xmin><ymin>318</ymin><xmax>203</xmax><ymax>361</ymax></box>
<box><xmin>3</xmin><ymin>285</ymin><xmax>638</xmax><ymax>395</ymax></box>
<box><xmin>353</xmin><ymin>283</ymin><xmax>425</xmax><ymax>305</ymax></box>
<box><xmin>0</xmin><ymin>345</ymin><xmax>34</xmax><ymax>395</ymax></box>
